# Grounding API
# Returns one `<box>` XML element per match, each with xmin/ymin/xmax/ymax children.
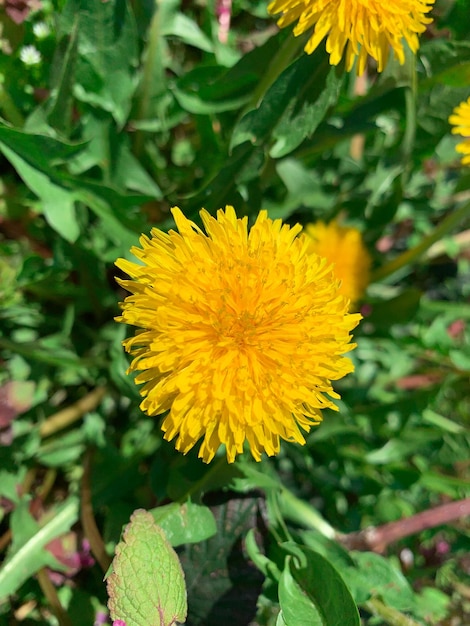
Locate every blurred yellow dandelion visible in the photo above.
<box><xmin>449</xmin><ymin>97</ymin><xmax>470</xmax><ymax>165</ymax></box>
<box><xmin>268</xmin><ymin>0</ymin><xmax>435</xmax><ymax>74</ymax></box>
<box><xmin>304</xmin><ymin>220</ymin><xmax>371</xmax><ymax>306</ymax></box>
<box><xmin>116</xmin><ymin>207</ymin><xmax>361</xmax><ymax>463</ymax></box>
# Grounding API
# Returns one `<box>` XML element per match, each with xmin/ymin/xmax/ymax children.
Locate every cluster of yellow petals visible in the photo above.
<box><xmin>268</xmin><ymin>0</ymin><xmax>435</xmax><ymax>74</ymax></box>
<box><xmin>449</xmin><ymin>97</ymin><xmax>470</xmax><ymax>166</ymax></box>
<box><xmin>304</xmin><ymin>220</ymin><xmax>371</xmax><ymax>306</ymax></box>
<box><xmin>116</xmin><ymin>207</ymin><xmax>361</xmax><ymax>463</ymax></box>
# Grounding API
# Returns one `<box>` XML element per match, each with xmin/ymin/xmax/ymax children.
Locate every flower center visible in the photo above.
<box><xmin>216</xmin><ymin>310</ymin><xmax>259</xmax><ymax>349</ymax></box>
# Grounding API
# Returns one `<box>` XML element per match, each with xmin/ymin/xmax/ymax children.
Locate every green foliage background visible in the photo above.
<box><xmin>0</xmin><ymin>0</ymin><xmax>469</xmax><ymax>624</ymax></box>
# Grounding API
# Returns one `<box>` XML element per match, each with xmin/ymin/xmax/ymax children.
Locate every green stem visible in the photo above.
<box><xmin>133</xmin><ymin>0</ymin><xmax>166</xmax><ymax>157</ymax></box>
<box><xmin>371</xmin><ymin>199</ymin><xmax>470</xmax><ymax>283</ymax></box>
<box><xmin>365</xmin><ymin>597</ymin><xmax>423</xmax><ymax>626</ymax></box>
<box><xmin>278</xmin><ymin>487</ymin><xmax>337</xmax><ymax>540</ymax></box>
<box><xmin>400</xmin><ymin>53</ymin><xmax>417</xmax><ymax>173</ymax></box>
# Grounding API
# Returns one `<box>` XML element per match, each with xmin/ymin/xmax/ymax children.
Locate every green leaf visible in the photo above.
<box><xmin>107</xmin><ymin>509</ymin><xmax>187</xmax><ymax>626</ymax></box>
<box><xmin>0</xmin><ymin>468</ymin><xmax>27</xmax><ymax>503</ymax></box>
<box><xmin>231</xmin><ymin>50</ymin><xmax>343</xmax><ymax>157</ymax></box>
<box><xmin>161</xmin><ymin>12</ymin><xmax>213</xmax><ymax>52</ymax></box>
<box><xmin>0</xmin><ymin>124</ymin><xmax>86</xmax><ymax>241</ymax></box>
<box><xmin>172</xmin><ymin>31</ymin><xmax>285</xmax><ymax>115</ymax></box>
<box><xmin>150</xmin><ymin>502</ymin><xmax>216</xmax><ymax>547</ymax></box>
<box><xmin>0</xmin><ymin>123</ymin><xmax>86</xmax><ymax>163</ymax></box>
<box><xmin>365</xmin><ymin>433</ymin><xmax>440</xmax><ymax>465</ymax></box>
<box><xmin>173</xmin><ymin>66</ymin><xmax>258</xmax><ymax>114</ymax></box>
<box><xmin>179</xmin><ymin>494</ymin><xmax>264</xmax><ymax>625</ymax></box>
<box><xmin>47</xmin><ymin>17</ymin><xmax>79</xmax><ymax>134</ymax></box>
<box><xmin>419</xmin><ymin>40</ymin><xmax>470</xmax><ymax>90</ymax></box>
<box><xmin>0</xmin><ymin>143</ymin><xmax>79</xmax><ymax>242</ymax></box>
<box><xmin>279</xmin><ymin>545</ymin><xmax>360</xmax><ymax>626</ymax></box>
<box><xmin>278</xmin><ymin>563</ymin><xmax>323</xmax><ymax>626</ymax></box>
<box><xmin>59</xmin><ymin>0</ymin><xmax>139</xmax><ymax>126</ymax></box>
<box><xmin>346</xmin><ymin>552</ymin><xmax>416</xmax><ymax>610</ymax></box>
<box><xmin>0</xmin><ymin>497</ymin><xmax>79</xmax><ymax>600</ymax></box>
<box><xmin>187</xmin><ymin>141</ymin><xmax>264</xmax><ymax>215</ymax></box>
<box><xmin>366</xmin><ymin>289</ymin><xmax>422</xmax><ymax>330</ymax></box>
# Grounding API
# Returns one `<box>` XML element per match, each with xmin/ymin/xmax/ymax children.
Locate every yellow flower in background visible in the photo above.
<box><xmin>268</xmin><ymin>0</ymin><xmax>435</xmax><ymax>75</ymax></box>
<box><xmin>304</xmin><ymin>220</ymin><xmax>371</xmax><ymax>306</ymax></box>
<box><xmin>449</xmin><ymin>97</ymin><xmax>470</xmax><ymax>165</ymax></box>
<box><xmin>116</xmin><ymin>207</ymin><xmax>361</xmax><ymax>463</ymax></box>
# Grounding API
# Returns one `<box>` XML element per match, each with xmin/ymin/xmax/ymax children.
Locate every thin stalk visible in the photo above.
<box><xmin>365</xmin><ymin>597</ymin><xmax>423</xmax><ymax>626</ymax></box>
<box><xmin>81</xmin><ymin>449</ymin><xmax>112</xmax><ymax>573</ymax></box>
<box><xmin>133</xmin><ymin>0</ymin><xmax>166</xmax><ymax>158</ymax></box>
<box><xmin>400</xmin><ymin>53</ymin><xmax>417</xmax><ymax>170</ymax></box>
<box><xmin>341</xmin><ymin>497</ymin><xmax>470</xmax><ymax>553</ymax></box>
<box><xmin>40</xmin><ymin>387</ymin><xmax>106</xmax><ymax>438</ymax></box>
<box><xmin>371</xmin><ymin>199</ymin><xmax>470</xmax><ymax>282</ymax></box>
<box><xmin>36</xmin><ymin>568</ymin><xmax>73</xmax><ymax>626</ymax></box>
<box><xmin>278</xmin><ymin>487</ymin><xmax>337</xmax><ymax>540</ymax></box>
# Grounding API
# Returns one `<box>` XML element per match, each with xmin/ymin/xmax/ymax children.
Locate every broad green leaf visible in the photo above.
<box><xmin>280</xmin><ymin>545</ymin><xmax>360</xmax><ymax>626</ymax></box>
<box><xmin>186</xmin><ymin>141</ymin><xmax>264</xmax><ymax>215</ymax></box>
<box><xmin>47</xmin><ymin>17</ymin><xmax>79</xmax><ymax>134</ymax></box>
<box><xmin>231</xmin><ymin>49</ymin><xmax>343</xmax><ymax>157</ymax></box>
<box><xmin>172</xmin><ymin>29</ymin><xmax>286</xmax><ymax>115</ymax></box>
<box><xmin>265</xmin><ymin>159</ymin><xmax>336</xmax><ymax>220</ymax></box>
<box><xmin>366</xmin><ymin>289</ymin><xmax>422</xmax><ymax>330</ymax></box>
<box><xmin>419</xmin><ymin>40</ymin><xmax>470</xmax><ymax>90</ymax></box>
<box><xmin>150</xmin><ymin>502</ymin><xmax>216</xmax><ymax>547</ymax></box>
<box><xmin>59</xmin><ymin>0</ymin><xmax>139</xmax><ymax>126</ymax></box>
<box><xmin>0</xmin><ymin>143</ymin><xmax>79</xmax><ymax>242</ymax></box>
<box><xmin>365</xmin><ymin>432</ymin><xmax>440</xmax><ymax>465</ymax></box>
<box><xmin>107</xmin><ymin>509</ymin><xmax>187</xmax><ymax>626</ymax></box>
<box><xmin>347</xmin><ymin>552</ymin><xmax>415</xmax><ymax>611</ymax></box>
<box><xmin>0</xmin><ymin>469</ymin><xmax>27</xmax><ymax>503</ymax></box>
<box><xmin>173</xmin><ymin>66</ymin><xmax>258</xmax><ymax>114</ymax></box>
<box><xmin>0</xmin><ymin>497</ymin><xmax>79</xmax><ymax>600</ymax></box>
<box><xmin>179</xmin><ymin>495</ymin><xmax>264</xmax><ymax>625</ymax></box>
<box><xmin>278</xmin><ymin>562</ymin><xmax>323</xmax><ymax>626</ymax></box>
<box><xmin>0</xmin><ymin>123</ymin><xmax>86</xmax><ymax>163</ymax></box>
<box><xmin>161</xmin><ymin>12</ymin><xmax>213</xmax><ymax>52</ymax></box>
<box><xmin>414</xmin><ymin>587</ymin><xmax>451</xmax><ymax>623</ymax></box>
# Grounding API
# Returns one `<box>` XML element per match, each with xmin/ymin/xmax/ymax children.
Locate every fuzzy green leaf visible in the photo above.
<box><xmin>107</xmin><ymin>509</ymin><xmax>187</xmax><ymax>626</ymax></box>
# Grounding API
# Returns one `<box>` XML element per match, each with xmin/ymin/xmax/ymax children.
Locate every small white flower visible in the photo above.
<box><xmin>33</xmin><ymin>22</ymin><xmax>50</xmax><ymax>39</ymax></box>
<box><xmin>19</xmin><ymin>45</ymin><xmax>42</xmax><ymax>66</ymax></box>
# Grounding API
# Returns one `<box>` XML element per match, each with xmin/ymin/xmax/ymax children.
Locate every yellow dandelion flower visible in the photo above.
<box><xmin>449</xmin><ymin>97</ymin><xmax>470</xmax><ymax>166</ymax></box>
<box><xmin>115</xmin><ymin>207</ymin><xmax>361</xmax><ymax>463</ymax></box>
<box><xmin>268</xmin><ymin>0</ymin><xmax>435</xmax><ymax>75</ymax></box>
<box><xmin>304</xmin><ymin>220</ymin><xmax>371</xmax><ymax>306</ymax></box>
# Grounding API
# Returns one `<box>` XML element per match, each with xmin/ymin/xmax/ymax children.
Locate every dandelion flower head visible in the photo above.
<box><xmin>116</xmin><ymin>207</ymin><xmax>361</xmax><ymax>463</ymax></box>
<box><xmin>268</xmin><ymin>0</ymin><xmax>435</xmax><ymax>75</ymax></box>
<box><xmin>304</xmin><ymin>220</ymin><xmax>371</xmax><ymax>306</ymax></box>
<box><xmin>449</xmin><ymin>96</ymin><xmax>470</xmax><ymax>166</ymax></box>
